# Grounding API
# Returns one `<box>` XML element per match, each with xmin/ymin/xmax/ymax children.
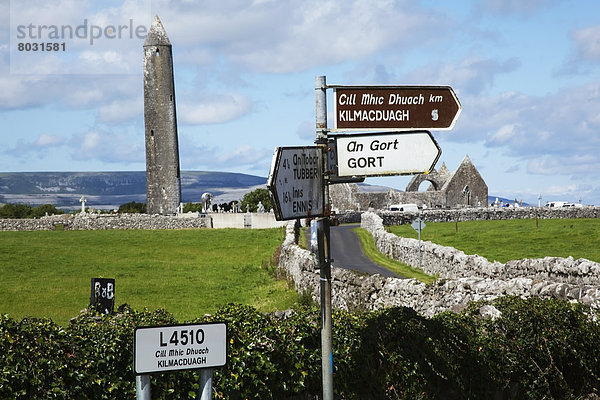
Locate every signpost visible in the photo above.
<box><xmin>331</xmin><ymin>131</ymin><xmax>441</xmax><ymax>178</ymax></box>
<box><xmin>411</xmin><ymin>218</ymin><xmax>426</xmax><ymax>270</ymax></box>
<box><xmin>134</xmin><ymin>322</ymin><xmax>227</xmax><ymax>374</ymax></box>
<box><xmin>267</xmin><ymin>146</ymin><xmax>325</xmax><ymax>221</ymax></box>
<box><xmin>333</xmin><ymin>86</ymin><xmax>461</xmax><ymax>131</ymax></box>
<box><xmin>266</xmin><ymin>76</ymin><xmax>460</xmax><ymax>400</ymax></box>
<box><xmin>134</xmin><ymin>322</ymin><xmax>227</xmax><ymax>400</ymax></box>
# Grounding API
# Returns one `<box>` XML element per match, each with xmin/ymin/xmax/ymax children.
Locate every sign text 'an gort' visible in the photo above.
<box><xmin>332</xmin><ymin>131</ymin><xmax>441</xmax><ymax>178</ymax></box>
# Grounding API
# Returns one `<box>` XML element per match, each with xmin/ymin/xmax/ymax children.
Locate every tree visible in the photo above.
<box><xmin>241</xmin><ymin>188</ymin><xmax>272</xmax><ymax>213</ymax></box>
<box><xmin>118</xmin><ymin>201</ymin><xmax>146</xmax><ymax>214</ymax></box>
<box><xmin>0</xmin><ymin>204</ymin><xmax>32</xmax><ymax>219</ymax></box>
<box><xmin>31</xmin><ymin>204</ymin><xmax>64</xmax><ymax>218</ymax></box>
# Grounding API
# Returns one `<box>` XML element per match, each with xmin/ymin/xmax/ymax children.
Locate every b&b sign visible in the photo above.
<box><xmin>90</xmin><ymin>278</ymin><xmax>114</xmax><ymax>314</ymax></box>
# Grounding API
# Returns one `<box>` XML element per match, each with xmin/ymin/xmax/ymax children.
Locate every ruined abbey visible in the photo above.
<box><xmin>330</xmin><ymin>155</ymin><xmax>488</xmax><ymax>211</ymax></box>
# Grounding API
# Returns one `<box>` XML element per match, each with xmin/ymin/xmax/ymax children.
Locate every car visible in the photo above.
<box><xmin>545</xmin><ymin>201</ymin><xmax>572</xmax><ymax>208</ymax></box>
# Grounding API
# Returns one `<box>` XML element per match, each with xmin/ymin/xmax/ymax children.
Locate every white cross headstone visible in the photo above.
<box><xmin>79</xmin><ymin>195</ymin><xmax>87</xmax><ymax>214</ymax></box>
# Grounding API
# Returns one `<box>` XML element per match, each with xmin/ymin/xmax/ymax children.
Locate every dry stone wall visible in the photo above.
<box><xmin>0</xmin><ymin>213</ymin><xmax>210</xmax><ymax>231</ymax></box>
<box><xmin>278</xmin><ymin>213</ymin><xmax>600</xmax><ymax>317</ymax></box>
<box><xmin>378</xmin><ymin>205</ymin><xmax>600</xmax><ymax>225</ymax></box>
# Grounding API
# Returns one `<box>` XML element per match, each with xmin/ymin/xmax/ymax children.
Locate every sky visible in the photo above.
<box><xmin>2</xmin><ymin>0</ymin><xmax>600</xmax><ymax>206</ymax></box>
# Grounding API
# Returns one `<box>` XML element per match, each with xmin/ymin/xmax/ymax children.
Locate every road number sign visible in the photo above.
<box><xmin>333</xmin><ymin>86</ymin><xmax>461</xmax><ymax>131</ymax></box>
<box><xmin>332</xmin><ymin>131</ymin><xmax>441</xmax><ymax>178</ymax></box>
<box><xmin>267</xmin><ymin>146</ymin><xmax>325</xmax><ymax>220</ymax></box>
<box><xmin>134</xmin><ymin>322</ymin><xmax>227</xmax><ymax>374</ymax></box>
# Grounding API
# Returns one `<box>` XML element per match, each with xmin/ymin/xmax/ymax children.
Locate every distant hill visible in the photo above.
<box><xmin>0</xmin><ymin>171</ymin><xmax>267</xmax><ymax>209</ymax></box>
<box><xmin>0</xmin><ymin>171</ymin><xmax>532</xmax><ymax>210</ymax></box>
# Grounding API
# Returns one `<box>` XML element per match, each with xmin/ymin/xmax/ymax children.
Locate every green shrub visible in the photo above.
<box><xmin>1</xmin><ymin>298</ymin><xmax>599</xmax><ymax>399</ymax></box>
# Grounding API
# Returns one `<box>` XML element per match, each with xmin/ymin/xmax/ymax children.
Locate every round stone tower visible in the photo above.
<box><xmin>143</xmin><ymin>15</ymin><xmax>181</xmax><ymax>215</ymax></box>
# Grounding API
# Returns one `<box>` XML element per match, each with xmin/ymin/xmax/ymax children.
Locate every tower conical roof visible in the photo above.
<box><xmin>144</xmin><ymin>15</ymin><xmax>171</xmax><ymax>46</ymax></box>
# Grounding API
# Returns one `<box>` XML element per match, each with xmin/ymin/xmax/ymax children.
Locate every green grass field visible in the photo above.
<box><xmin>387</xmin><ymin>218</ymin><xmax>600</xmax><ymax>263</ymax></box>
<box><xmin>0</xmin><ymin>228</ymin><xmax>299</xmax><ymax>325</ymax></box>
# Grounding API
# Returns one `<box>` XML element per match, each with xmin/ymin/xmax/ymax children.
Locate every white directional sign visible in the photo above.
<box><xmin>411</xmin><ymin>217</ymin><xmax>426</xmax><ymax>233</ymax></box>
<box><xmin>332</xmin><ymin>131</ymin><xmax>441</xmax><ymax>178</ymax></box>
<box><xmin>267</xmin><ymin>146</ymin><xmax>325</xmax><ymax>221</ymax></box>
<box><xmin>134</xmin><ymin>322</ymin><xmax>227</xmax><ymax>374</ymax></box>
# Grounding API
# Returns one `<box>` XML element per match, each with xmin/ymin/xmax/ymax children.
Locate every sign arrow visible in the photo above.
<box><xmin>267</xmin><ymin>146</ymin><xmax>325</xmax><ymax>221</ymax></box>
<box><xmin>331</xmin><ymin>131</ymin><xmax>441</xmax><ymax>178</ymax></box>
<box><xmin>334</xmin><ymin>86</ymin><xmax>461</xmax><ymax>131</ymax></box>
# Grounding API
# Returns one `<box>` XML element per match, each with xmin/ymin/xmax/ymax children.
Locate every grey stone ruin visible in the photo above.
<box><xmin>143</xmin><ymin>16</ymin><xmax>182</xmax><ymax>215</ymax></box>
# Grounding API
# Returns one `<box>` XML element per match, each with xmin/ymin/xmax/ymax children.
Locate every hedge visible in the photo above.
<box><xmin>1</xmin><ymin>298</ymin><xmax>599</xmax><ymax>399</ymax></box>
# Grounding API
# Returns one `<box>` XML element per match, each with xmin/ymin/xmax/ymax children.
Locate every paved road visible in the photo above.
<box><xmin>308</xmin><ymin>223</ymin><xmax>399</xmax><ymax>278</ymax></box>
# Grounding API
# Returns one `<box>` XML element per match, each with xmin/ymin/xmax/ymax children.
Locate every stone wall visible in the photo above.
<box><xmin>361</xmin><ymin>212</ymin><xmax>600</xmax><ymax>287</ymax></box>
<box><xmin>334</xmin><ymin>205</ymin><xmax>600</xmax><ymax>226</ymax></box>
<box><xmin>278</xmin><ymin>213</ymin><xmax>600</xmax><ymax>317</ymax></box>
<box><xmin>0</xmin><ymin>213</ymin><xmax>210</xmax><ymax>231</ymax></box>
<box><xmin>377</xmin><ymin>205</ymin><xmax>600</xmax><ymax>225</ymax></box>
<box><xmin>0</xmin><ymin>218</ymin><xmax>57</xmax><ymax>231</ymax></box>
<box><xmin>0</xmin><ymin>212</ymin><xmax>292</xmax><ymax>231</ymax></box>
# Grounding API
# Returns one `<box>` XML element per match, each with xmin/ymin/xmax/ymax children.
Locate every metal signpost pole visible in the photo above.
<box><xmin>199</xmin><ymin>368</ymin><xmax>213</xmax><ymax>400</ymax></box>
<box><xmin>136</xmin><ymin>374</ymin><xmax>151</xmax><ymax>400</ymax></box>
<box><xmin>411</xmin><ymin>218</ymin><xmax>426</xmax><ymax>271</ymax></box>
<box><xmin>418</xmin><ymin>227</ymin><xmax>422</xmax><ymax>270</ymax></box>
<box><xmin>315</xmin><ymin>75</ymin><xmax>334</xmax><ymax>400</ymax></box>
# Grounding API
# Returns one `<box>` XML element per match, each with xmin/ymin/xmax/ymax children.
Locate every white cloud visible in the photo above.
<box><xmin>97</xmin><ymin>97</ymin><xmax>142</xmax><ymax>124</ymax></box>
<box><xmin>179</xmin><ymin>140</ymin><xmax>272</xmax><ymax>175</ymax></box>
<box><xmin>154</xmin><ymin>0</ymin><xmax>451</xmax><ymax>73</ymax></box>
<box><xmin>571</xmin><ymin>25</ymin><xmax>600</xmax><ymax>62</ymax></box>
<box><xmin>4</xmin><ymin>133</ymin><xmax>66</xmax><ymax>157</ymax></box>
<box><xmin>447</xmin><ymin>81</ymin><xmax>600</xmax><ymax>179</ymax></box>
<box><xmin>178</xmin><ymin>94</ymin><xmax>252</xmax><ymax>125</ymax></box>
<box><xmin>71</xmin><ymin>129</ymin><xmax>144</xmax><ymax>164</ymax></box>
<box><xmin>487</xmin><ymin>124</ymin><xmax>518</xmax><ymax>145</ymax></box>
<box><xmin>215</xmin><ymin>144</ymin><xmax>269</xmax><ymax>166</ymax></box>
<box><xmin>35</xmin><ymin>133</ymin><xmax>65</xmax><ymax>148</ymax></box>
<box><xmin>405</xmin><ymin>56</ymin><xmax>520</xmax><ymax>96</ymax></box>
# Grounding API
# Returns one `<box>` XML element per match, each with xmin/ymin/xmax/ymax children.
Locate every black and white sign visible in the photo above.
<box><xmin>332</xmin><ymin>131</ymin><xmax>441</xmax><ymax>178</ymax></box>
<box><xmin>90</xmin><ymin>278</ymin><xmax>114</xmax><ymax>314</ymax></box>
<box><xmin>134</xmin><ymin>322</ymin><xmax>227</xmax><ymax>374</ymax></box>
<box><xmin>267</xmin><ymin>146</ymin><xmax>325</xmax><ymax>220</ymax></box>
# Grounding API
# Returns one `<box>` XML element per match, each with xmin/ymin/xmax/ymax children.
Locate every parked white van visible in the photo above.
<box><xmin>389</xmin><ymin>203</ymin><xmax>419</xmax><ymax>212</ymax></box>
<box><xmin>546</xmin><ymin>201</ymin><xmax>572</xmax><ymax>208</ymax></box>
